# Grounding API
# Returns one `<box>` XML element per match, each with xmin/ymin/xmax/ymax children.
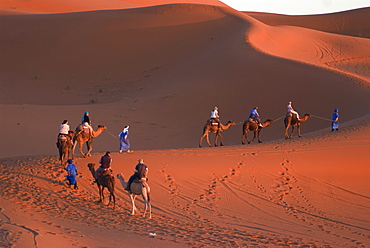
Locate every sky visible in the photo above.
<box><xmin>220</xmin><ymin>0</ymin><xmax>370</xmax><ymax>15</ymax></box>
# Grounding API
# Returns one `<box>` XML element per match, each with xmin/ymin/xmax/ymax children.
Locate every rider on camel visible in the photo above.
<box><xmin>249</xmin><ymin>107</ymin><xmax>263</xmax><ymax>127</ymax></box>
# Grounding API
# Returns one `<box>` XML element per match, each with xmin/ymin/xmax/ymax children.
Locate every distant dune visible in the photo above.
<box><xmin>0</xmin><ymin>1</ymin><xmax>369</xmax><ymax>247</ymax></box>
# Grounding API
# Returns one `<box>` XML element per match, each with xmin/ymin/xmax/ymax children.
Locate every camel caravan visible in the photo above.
<box><xmin>55</xmin><ymin>103</ymin><xmax>312</xmax><ymax>218</ymax></box>
<box><xmin>199</xmin><ymin>103</ymin><xmax>311</xmax><ymax>147</ymax></box>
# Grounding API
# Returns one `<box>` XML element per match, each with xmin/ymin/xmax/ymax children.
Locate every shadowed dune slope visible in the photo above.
<box><xmin>1</xmin><ymin>4</ymin><xmax>370</xmax><ymax>158</ymax></box>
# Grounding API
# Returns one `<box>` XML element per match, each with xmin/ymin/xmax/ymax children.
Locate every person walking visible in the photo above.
<box><xmin>119</xmin><ymin>126</ymin><xmax>132</xmax><ymax>153</ymax></box>
<box><xmin>65</xmin><ymin>159</ymin><xmax>78</xmax><ymax>189</ymax></box>
<box><xmin>331</xmin><ymin>109</ymin><xmax>339</xmax><ymax>131</ymax></box>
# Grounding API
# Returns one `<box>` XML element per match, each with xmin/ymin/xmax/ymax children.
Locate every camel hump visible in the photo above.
<box><xmin>133</xmin><ymin>178</ymin><xmax>147</xmax><ymax>186</ymax></box>
<box><xmin>207</xmin><ymin>119</ymin><xmax>219</xmax><ymax>126</ymax></box>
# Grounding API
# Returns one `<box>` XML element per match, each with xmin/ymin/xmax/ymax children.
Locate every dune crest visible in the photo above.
<box><xmin>246</xmin><ymin>15</ymin><xmax>370</xmax><ymax>84</ymax></box>
<box><xmin>0</xmin><ymin>0</ymin><xmax>227</xmax><ymax>14</ymax></box>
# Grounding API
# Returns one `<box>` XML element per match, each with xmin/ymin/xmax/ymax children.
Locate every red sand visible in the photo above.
<box><xmin>0</xmin><ymin>1</ymin><xmax>369</xmax><ymax>247</ymax></box>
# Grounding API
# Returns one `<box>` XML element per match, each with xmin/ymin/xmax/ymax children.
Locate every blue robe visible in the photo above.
<box><xmin>332</xmin><ymin>112</ymin><xmax>339</xmax><ymax>129</ymax></box>
<box><xmin>119</xmin><ymin>131</ymin><xmax>130</xmax><ymax>151</ymax></box>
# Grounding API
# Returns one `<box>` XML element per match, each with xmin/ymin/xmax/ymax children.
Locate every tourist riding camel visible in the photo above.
<box><xmin>125</xmin><ymin>158</ymin><xmax>148</xmax><ymax>192</ymax></box>
<box><xmin>249</xmin><ymin>107</ymin><xmax>263</xmax><ymax>127</ymax></box>
<box><xmin>209</xmin><ymin>106</ymin><xmax>221</xmax><ymax>128</ymax></box>
<box><xmin>96</xmin><ymin>151</ymin><xmax>113</xmax><ymax>179</ymax></box>
<box><xmin>287</xmin><ymin>101</ymin><xmax>300</xmax><ymax>119</ymax></box>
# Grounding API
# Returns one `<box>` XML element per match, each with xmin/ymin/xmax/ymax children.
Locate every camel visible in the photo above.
<box><xmin>241</xmin><ymin>119</ymin><xmax>273</xmax><ymax>144</ymax></box>
<box><xmin>72</xmin><ymin>125</ymin><xmax>107</xmax><ymax>158</ymax></box>
<box><xmin>57</xmin><ymin>132</ymin><xmax>74</xmax><ymax>166</ymax></box>
<box><xmin>284</xmin><ymin>113</ymin><xmax>311</xmax><ymax>139</ymax></box>
<box><xmin>199</xmin><ymin>120</ymin><xmax>236</xmax><ymax>147</ymax></box>
<box><xmin>117</xmin><ymin>173</ymin><xmax>151</xmax><ymax>219</ymax></box>
<box><xmin>87</xmin><ymin>163</ymin><xmax>116</xmax><ymax>209</ymax></box>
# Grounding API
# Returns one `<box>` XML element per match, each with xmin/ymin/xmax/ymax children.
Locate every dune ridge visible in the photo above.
<box><xmin>0</xmin><ymin>1</ymin><xmax>369</xmax><ymax>247</ymax></box>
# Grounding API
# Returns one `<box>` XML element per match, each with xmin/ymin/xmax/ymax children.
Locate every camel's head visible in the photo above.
<box><xmin>117</xmin><ymin>173</ymin><xmax>124</xmax><ymax>179</ymax></box>
<box><xmin>304</xmin><ymin>114</ymin><xmax>311</xmax><ymax>118</ymax></box>
<box><xmin>87</xmin><ymin>163</ymin><xmax>95</xmax><ymax>169</ymax></box>
<box><xmin>97</xmin><ymin>125</ymin><xmax>107</xmax><ymax>130</ymax></box>
<box><xmin>228</xmin><ymin>121</ymin><xmax>236</xmax><ymax>126</ymax></box>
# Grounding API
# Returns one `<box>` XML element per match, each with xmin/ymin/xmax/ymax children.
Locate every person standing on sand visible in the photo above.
<box><xmin>95</xmin><ymin>151</ymin><xmax>112</xmax><ymax>179</ymax></box>
<box><xmin>287</xmin><ymin>101</ymin><xmax>300</xmax><ymax>119</ymax></box>
<box><xmin>119</xmin><ymin>126</ymin><xmax>132</xmax><ymax>153</ymax></box>
<box><xmin>125</xmin><ymin>158</ymin><xmax>148</xmax><ymax>191</ymax></box>
<box><xmin>65</xmin><ymin>159</ymin><xmax>78</xmax><ymax>189</ymax></box>
<box><xmin>331</xmin><ymin>109</ymin><xmax>339</xmax><ymax>131</ymax></box>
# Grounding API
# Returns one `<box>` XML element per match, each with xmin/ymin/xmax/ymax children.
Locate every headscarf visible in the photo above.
<box><xmin>82</xmin><ymin>111</ymin><xmax>89</xmax><ymax>124</ymax></box>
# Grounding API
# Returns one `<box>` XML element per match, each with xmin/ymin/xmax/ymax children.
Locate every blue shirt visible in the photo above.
<box><xmin>66</xmin><ymin>163</ymin><xmax>78</xmax><ymax>177</ymax></box>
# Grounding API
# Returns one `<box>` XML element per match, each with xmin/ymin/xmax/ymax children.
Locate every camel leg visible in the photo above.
<box><xmin>257</xmin><ymin>130</ymin><xmax>262</xmax><ymax>143</ymax></box>
<box><xmin>199</xmin><ymin>134</ymin><xmax>206</xmax><ymax>148</ymax></box>
<box><xmin>290</xmin><ymin>126</ymin><xmax>295</xmax><ymax>139</ymax></box>
<box><xmin>215</xmin><ymin>132</ymin><xmax>223</xmax><ymax>146</ymax></box>
<box><xmin>297</xmin><ymin>124</ymin><xmax>301</xmax><ymax>137</ymax></box>
<box><xmin>86</xmin><ymin>140</ymin><xmax>92</xmax><ymax>157</ymax></box>
<box><xmin>130</xmin><ymin>194</ymin><xmax>137</xmax><ymax>216</ymax></box>
<box><xmin>71</xmin><ymin>142</ymin><xmax>77</xmax><ymax>159</ymax></box>
<box><xmin>248</xmin><ymin>131</ymin><xmax>257</xmax><ymax>144</ymax></box>
<box><xmin>78</xmin><ymin>142</ymin><xmax>86</xmax><ymax>158</ymax></box>
<box><xmin>107</xmin><ymin>191</ymin><xmax>115</xmax><ymax>209</ymax></box>
<box><xmin>284</xmin><ymin>124</ymin><xmax>291</xmax><ymax>139</ymax></box>
<box><xmin>99</xmin><ymin>187</ymin><xmax>105</xmax><ymax>203</ymax></box>
<box><xmin>241</xmin><ymin>133</ymin><xmax>246</xmax><ymax>145</ymax></box>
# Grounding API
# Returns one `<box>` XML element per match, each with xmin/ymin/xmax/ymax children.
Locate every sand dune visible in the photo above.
<box><xmin>0</xmin><ymin>1</ymin><xmax>369</xmax><ymax>247</ymax></box>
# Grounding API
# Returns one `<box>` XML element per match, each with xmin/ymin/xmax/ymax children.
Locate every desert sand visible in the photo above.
<box><xmin>0</xmin><ymin>0</ymin><xmax>369</xmax><ymax>247</ymax></box>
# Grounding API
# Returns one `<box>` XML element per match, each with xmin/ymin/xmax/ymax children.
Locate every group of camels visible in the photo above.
<box><xmin>87</xmin><ymin>163</ymin><xmax>152</xmax><ymax>218</ymax></box>
<box><xmin>58</xmin><ymin>124</ymin><xmax>151</xmax><ymax>218</ymax></box>
<box><xmin>56</xmin><ymin>113</ymin><xmax>309</xmax><ymax>219</ymax></box>
<box><xmin>199</xmin><ymin>113</ymin><xmax>311</xmax><ymax>147</ymax></box>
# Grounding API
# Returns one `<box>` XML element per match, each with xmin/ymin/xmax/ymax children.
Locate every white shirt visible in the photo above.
<box><xmin>60</xmin><ymin>124</ymin><xmax>70</xmax><ymax>135</ymax></box>
<box><xmin>210</xmin><ymin>109</ymin><xmax>218</xmax><ymax>118</ymax></box>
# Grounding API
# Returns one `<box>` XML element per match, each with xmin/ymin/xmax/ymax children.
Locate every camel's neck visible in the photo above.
<box><xmin>89</xmin><ymin>167</ymin><xmax>96</xmax><ymax>179</ymax></box>
<box><xmin>299</xmin><ymin>116</ymin><xmax>309</xmax><ymax>122</ymax></box>
<box><xmin>92</xmin><ymin>128</ymin><xmax>104</xmax><ymax>137</ymax></box>
<box><xmin>221</xmin><ymin>123</ymin><xmax>232</xmax><ymax>130</ymax></box>
<box><xmin>118</xmin><ymin>176</ymin><xmax>127</xmax><ymax>188</ymax></box>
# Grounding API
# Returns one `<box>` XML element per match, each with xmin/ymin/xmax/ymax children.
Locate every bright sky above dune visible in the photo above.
<box><xmin>220</xmin><ymin>0</ymin><xmax>370</xmax><ymax>15</ymax></box>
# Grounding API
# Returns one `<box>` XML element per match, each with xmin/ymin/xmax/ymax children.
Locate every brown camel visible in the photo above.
<box><xmin>199</xmin><ymin>120</ymin><xmax>236</xmax><ymax>147</ymax></box>
<box><xmin>284</xmin><ymin>113</ymin><xmax>311</xmax><ymax>139</ymax></box>
<box><xmin>72</xmin><ymin>125</ymin><xmax>107</xmax><ymax>158</ymax></box>
<box><xmin>117</xmin><ymin>173</ymin><xmax>151</xmax><ymax>218</ymax></box>
<box><xmin>57</xmin><ymin>131</ymin><xmax>74</xmax><ymax>166</ymax></box>
<box><xmin>241</xmin><ymin>119</ymin><xmax>273</xmax><ymax>144</ymax></box>
<box><xmin>87</xmin><ymin>163</ymin><xmax>116</xmax><ymax>209</ymax></box>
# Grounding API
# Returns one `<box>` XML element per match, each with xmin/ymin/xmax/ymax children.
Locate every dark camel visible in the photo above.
<box><xmin>199</xmin><ymin>120</ymin><xmax>236</xmax><ymax>147</ymax></box>
<box><xmin>57</xmin><ymin>131</ymin><xmax>74</xmax><ymax>166</ymax></box>
<box><xmin>284</xmin><ymin>113</ymin><xmax>311</xmax><ymax>139</ymax></box>
<box><xmin>72</xmin><ymin>125</ymin><xmax>107</xmax><ymax>158</ymax></box>
<box><xmin>117</xmin><ymin>173</ymin><xmax>151</xmax><ymax>218</ymax></box>
<box><xmin>241</xmin><ymin>119</ymin><xmax>273</xmax><ymax>144</ymax></box>
<box><xmin>87</xmin><ymin>163</ymin><xmax>116</xmax><ymax>209</ymax></box>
